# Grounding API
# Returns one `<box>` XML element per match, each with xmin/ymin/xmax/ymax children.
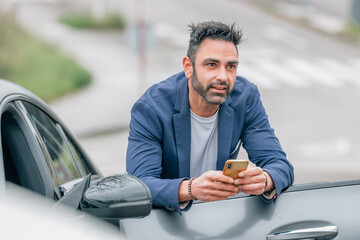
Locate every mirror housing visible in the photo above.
<box><xmin>81</xmin><ymin>174</ymin><xmax>152</xmax><ymax>219</ymax></box>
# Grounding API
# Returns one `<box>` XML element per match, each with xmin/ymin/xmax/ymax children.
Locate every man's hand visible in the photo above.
<box><xmin>233</xmin><ymin>166</ymin><xmax>274</xmax><ymax>195</ymax></box>
<box><xmin>178</xmin><ymin>171</ymin><xmax>239</xmax><ymax>202</ymax></box>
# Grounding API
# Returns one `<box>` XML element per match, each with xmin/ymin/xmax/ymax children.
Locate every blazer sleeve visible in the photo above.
<box><xmin>241</xmin><ymin>86</ymin><xmax>294</xmax><ymax>200</ymax></box>
<box><xmin>126</xmin><ymin>100</ymin><xmax>186</xmax><ymax>214</ymax></box>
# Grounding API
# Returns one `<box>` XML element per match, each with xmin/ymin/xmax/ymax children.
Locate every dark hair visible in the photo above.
<box><xmin>187</xmin><ymin>21</ymin><xmax>243</xmax><ymax>63</ymax></box>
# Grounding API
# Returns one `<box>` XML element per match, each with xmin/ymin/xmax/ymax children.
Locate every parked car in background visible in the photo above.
<box><xmin>1</xmin><ymin>78</ymin><xmax>359</xmax><ymax>239</ymax></box>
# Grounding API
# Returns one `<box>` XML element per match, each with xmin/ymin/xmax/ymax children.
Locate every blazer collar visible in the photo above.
<box><xmin>217</xmin><ymin>96</ymin><xmax>234</xmax><ymax>170</ymax></box>
<box><xmin>174</xmin><ymin>73</ymin><xmax>190</xmax><ymax>114</ymax></box>
<box><xmin>173</xmin><ymin>74</ymin><xmax>235</xmax><ymax>177</ymax></box>
<box><xmin>173</xmin><ymin>74</ymin><xmax>191</xmax><ymax>178</ymax></box>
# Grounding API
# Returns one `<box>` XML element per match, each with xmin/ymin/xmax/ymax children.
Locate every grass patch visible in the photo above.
<box><xmin>59</xmin><ymin>12</ymin><xmax>126</xmax><ymax>30</ymax></box>
<box><xmin>0</xmin><ymin>10</ymin><xmax>92</xmax><ymax>102</ymax></box>
<box><xmin>341</xmin><ymin>20</ymin><xmax>360</xmax><ymax>41</ymax></box>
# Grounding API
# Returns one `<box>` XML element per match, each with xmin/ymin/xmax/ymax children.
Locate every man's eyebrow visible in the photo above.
<box><xmin>203</xmin><ymin>58</ymin><xmax>239</xmax><ymax>64</ymax></box>
<box><xmin>203</xmin><ymin>58</ymin><xmax>220</xmax><ymax>63</ymax></box>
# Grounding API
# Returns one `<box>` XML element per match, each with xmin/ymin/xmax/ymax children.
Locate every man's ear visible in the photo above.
<box><xmin>183</xmin><ymin>56</ymin><xmax>193</xmax><ymax>79</ymax></box>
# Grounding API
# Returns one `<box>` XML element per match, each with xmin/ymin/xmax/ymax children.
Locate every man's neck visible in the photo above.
<box><xmin>190</xmin><ymin>104</ymin><xmax>219</xmax><ymax>117</ymax></box>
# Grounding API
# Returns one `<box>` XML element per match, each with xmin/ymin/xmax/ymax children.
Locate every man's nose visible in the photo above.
<box><xmin>215</xmin><ymin>67</ymin><xmax>228</xmax><ymax>82</ymax></box>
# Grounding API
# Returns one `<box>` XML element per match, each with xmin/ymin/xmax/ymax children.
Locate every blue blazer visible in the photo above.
<box><xmin>126</xmin><ymin>72</ymin><xmax>294</xmax><ymax>214</ymax></box>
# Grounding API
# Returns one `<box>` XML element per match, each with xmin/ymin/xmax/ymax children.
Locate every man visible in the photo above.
<box><xmin>126</xmin><ymin>21</ymin><xmax>294</xmax><ymax>214</ymax></box>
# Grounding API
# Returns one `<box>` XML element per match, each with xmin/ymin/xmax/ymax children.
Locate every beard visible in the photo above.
<box><xmin>191</xmin><ymin>67</ymin><xmax>231</xmax><ymax>105</ymax></box>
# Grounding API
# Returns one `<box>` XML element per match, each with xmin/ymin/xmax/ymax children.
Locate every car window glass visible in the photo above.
<box><xmin>64</xmin><ymin>133</ymin><xmax>89</xmax><ymax>176</ymax></box>
<box><xmin>21</xmin><ymin>102</ymin><xmax>81</xmax><ymax>186</ymax></box>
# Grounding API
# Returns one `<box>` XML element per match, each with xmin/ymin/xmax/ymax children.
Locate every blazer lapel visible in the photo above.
<box><xmin>217</xmin><ymin>98</ymin><xmax>234</xmax><ymax>170</ymax></box>
<box><xmin>173</xmin><ymin>76</ymin><xmax>191</xmax><ymax>178</ymax></box>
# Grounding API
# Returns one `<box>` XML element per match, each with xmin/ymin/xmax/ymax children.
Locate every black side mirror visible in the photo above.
<box><xmin>81</xmin><ymin>174</ymin><xmax>152</xmax><ymax>220</ymax></box>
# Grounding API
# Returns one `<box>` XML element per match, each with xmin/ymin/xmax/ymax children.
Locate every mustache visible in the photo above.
<box><xmin>207</xmin><ymin>81</ymin><xmax>229</xmax><ymax>88</ymax></box>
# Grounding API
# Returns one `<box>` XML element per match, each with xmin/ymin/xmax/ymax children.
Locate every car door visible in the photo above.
<box><xmin>119</xmin><ymin>179</ymin><xmax>360</xmax><ymax>239</ymax></box>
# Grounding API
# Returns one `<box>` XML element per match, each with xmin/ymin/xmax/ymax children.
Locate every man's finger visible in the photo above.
<box><xmin>238</xmin><ymin>167</ymin><xmax>263</xmax><ymax>177</ymax></box>
<box><xmin>239</xmin><ymin>182</ymin><xmax>264</xmax><ymax>194</ymax></box>
<box><xmin>205</xmin><ymin>171</ymin><xmax>235</xmax><ymax>184</ymax></box>
<box><xmin>211</xmin><ymin>181</ymin><xmax>239</xmax><ymax>192</ymax></box>
<box><xmin>234</xmin><ymin>174</ymin><xmax>265</xmax><ymax>185</ymax></box>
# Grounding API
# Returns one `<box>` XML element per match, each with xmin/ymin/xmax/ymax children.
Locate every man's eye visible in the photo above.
<box><xmin>227</xmin><ymin>65</ymin><xmax>236</xmax><ymax>70</ymax></box>
<box><xmin>207</xmin><ymin>63</ymin><xmax>216</xmax><ymax>68</ymax></box>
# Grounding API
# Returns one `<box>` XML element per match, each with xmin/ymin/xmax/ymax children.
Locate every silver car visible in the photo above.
<box><xmin>1</xmin><ymin>79</ymin><xmax>359</xmax><ymax>239</ymax></box>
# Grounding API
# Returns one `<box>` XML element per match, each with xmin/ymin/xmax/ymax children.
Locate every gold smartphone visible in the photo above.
<box><xmin>222</xmin><ymin>159</ymin><xmax>249</xmax><ymax>179</ymax></box>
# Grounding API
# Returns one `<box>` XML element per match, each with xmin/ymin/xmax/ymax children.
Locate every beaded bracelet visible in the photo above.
<box><xmin>188</xmin><ymin>177</ymin><xmax>197</xmax><ymax>200</ymax></box>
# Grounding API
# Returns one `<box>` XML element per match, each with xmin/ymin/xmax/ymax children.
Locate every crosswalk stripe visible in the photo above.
<box><xmin>237</xmin><ymin>58</ymin><xmax>360</xmax><ymax>89</ymax></box>
<box><xmin>249</xmin><ymin>59</ymin><xmax>311</xmax><ymax>88</ymax></box>
<box><xmin>238</xmin><ymin>63</ymin><xmax>278</xmax><ymax>89</ymax></box>
<box><xmin>264</xmin><ymin>25</ymin><xmax>310</xmax><ymax>51</ymax></box>
<box><xmin>285</xmin><ymin>58</ymin><xmax>344</xmax><ymax>87</ymax></box>
<box><xmin>317</xmin><ymin>58</ymin><xmax>360</xmax><ymax>86</ymax></box>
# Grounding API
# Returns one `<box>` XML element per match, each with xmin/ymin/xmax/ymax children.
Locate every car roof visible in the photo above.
<box><xmin>0</xmin><ymin>79</ymin><xmax>61</xmax><ymax>123</ymax></box>
<box><xmin>0</xmin><ymin>79</ymin><xmax>41</xmax><ymax>103</ymax></box>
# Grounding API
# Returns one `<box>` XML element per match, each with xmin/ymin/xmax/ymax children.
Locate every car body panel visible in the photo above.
<box><xmin>120</xmin><ymin>180</ymin><xmax>360</xmax><ymax>239</ymax></box>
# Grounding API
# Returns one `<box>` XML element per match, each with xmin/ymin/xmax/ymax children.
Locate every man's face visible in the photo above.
<box><xmin>190</xmin><ymin>39</ymin><xmax>238</xmax><ymax>105</ymax></box>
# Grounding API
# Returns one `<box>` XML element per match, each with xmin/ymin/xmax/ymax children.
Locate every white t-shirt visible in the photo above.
<box><xmin>185</xmin><ymin>109</ymin><xmax>276</xmax><ymax>204</ymax></box>
<box><xmin>190</xmin><ymin>109</ymin><xmax>219</xmax><ymax>178</ymax></box>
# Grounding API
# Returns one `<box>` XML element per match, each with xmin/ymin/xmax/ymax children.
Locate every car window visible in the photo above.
<box><xmin>21</xmin><ymin>101</ymin><xmax>82</xmax><ymax>186</ymax></box>
<box><xmin>63</xmin><ymin>132</ymin><xmax>89</xmax><ymax>177</ymax></box>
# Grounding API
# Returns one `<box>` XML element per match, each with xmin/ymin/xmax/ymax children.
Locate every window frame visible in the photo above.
<box><xmin>0</xmin><ymin>99</ymin><xmax>55</xmax><ymax>198</ymax></box>
<box><xmin>17</xmin><ymin>100</ymin><xmax>97</xmax><ymax>189</ymax></box>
